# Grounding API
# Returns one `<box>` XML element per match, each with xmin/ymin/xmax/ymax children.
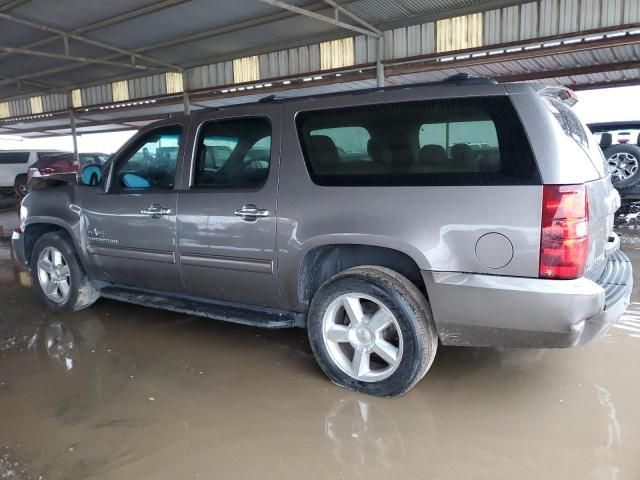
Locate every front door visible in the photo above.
<box><xmin>177</xmin><ymin>111</ymin><xmax>281</xmax><ymax>308</ymax></box>
<box><xmin>80</xmin><ymin>124</ymin><xmax>185</xmax><ymax>293</ymax></box>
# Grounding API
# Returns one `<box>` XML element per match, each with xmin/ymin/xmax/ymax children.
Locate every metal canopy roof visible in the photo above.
<box><xmin>0</xmin><ymin>0</ymin><xmax>638</xmax><ymax>138</ymax></box>
<box><xmin>0</xmin><ymin>0</ymin><xmax>516</xmax><ymax>99</ymax></box>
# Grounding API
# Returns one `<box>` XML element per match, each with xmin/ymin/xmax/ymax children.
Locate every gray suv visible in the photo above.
<box><xmin>12</xmin><ymin>77</ymin><xmax>632</xmax><ymax>396</ymax></box>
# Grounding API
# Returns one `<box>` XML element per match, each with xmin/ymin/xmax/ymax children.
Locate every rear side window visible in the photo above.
<box><xmin>193</xmin><ymin>117</ymin><xmax>271</xmax><ymax>189</ymax></box>
<box><xmin>0</xmin><ymin>152</ymin><xmax>29</xmax><ymax>164</ymax></box>
<box><xmin>543</xmin><ymin>97</ymin><xmax>589</xmax><ymax>147</ymax></box>
<box><xmin>296</xmin><ymin>97</ymin><xmax>538</xmax><ymax>186</ymax></box>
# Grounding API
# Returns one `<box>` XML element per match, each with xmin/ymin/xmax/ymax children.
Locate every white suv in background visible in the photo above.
<box><xmin>0</xmin><ymin>150</ymin><xmax>64</xmax><ymax>197</ymax></box>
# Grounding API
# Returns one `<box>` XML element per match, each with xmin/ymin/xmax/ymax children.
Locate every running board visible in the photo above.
<box><xmin>99</xmin><ymin>286</ymin><xmax>304</xmax><ymax>329</ymax></box>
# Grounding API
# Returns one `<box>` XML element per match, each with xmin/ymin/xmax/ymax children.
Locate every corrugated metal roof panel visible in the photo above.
<box><xmin>580</xmin><ymin>0</ymin><xmax>601</xmax><ymax>30</ymax></box>
<box><xmin>10</xmin><ymin>0</ymin><xmax>161</xmax><ymax>31</ymax></box>
<box><xmin>520</xmin><ymin>2</ymin><xmax>538</xmax><ymax>40</ymax></box>
<box><xmin>484</xmin><ymin>9</ymin><xmax>502</xmax><ymax>45</ymax></box>
<box><xmin>559</xmin><ymin>0</ymin><xmax>579</xmax><ymax>34</ymax></box>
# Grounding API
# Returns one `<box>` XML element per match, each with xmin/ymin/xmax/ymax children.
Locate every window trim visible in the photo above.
<box><xmin>294</xmin><ymin>96</ymin><xmax>541</xmax><ymax>187</ymax></box>
<box><xmin>187</xmin><ymin>115</ymin><xmax>273</xmax><ymax>193</ymax></box>
<box><xmin>109</xmin><ymin>124</ymin><xmax>184</xmax><ymax>194</ymax></box>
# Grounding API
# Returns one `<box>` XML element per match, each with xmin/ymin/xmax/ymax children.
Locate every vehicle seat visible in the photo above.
<box><xmin>307</xmin><ymin>135</ymin><xmax>341</xmax><ymax>174</ymax></box>
<box><xmin>367</xmin><ymin>138</ymin><xmax>392</xmax><ymax>168</ymax></box>
<box><xmin>451</xmin><ymin>143</ymin><xmax>478</xmax><ymax>171</ymax></box>
<box><xmin>413</xmin><ymin>144</ymin><xmax>449</xmax><ymax>172</ymax></box>
<box><xmin>600</xmin><ymin>133</ymin><xmax>613</xmax><ymax>149</ymax></box>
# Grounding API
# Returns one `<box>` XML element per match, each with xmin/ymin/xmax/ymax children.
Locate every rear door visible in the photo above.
<box><xmin>80</xmin><ymin>123</ymin><xmax>186</xmax><ymax>293</ymax></box>
<box><xmin>176</xmin><ymin>107</ymin><xmax>282</xmax><ymax>308</ymax></box>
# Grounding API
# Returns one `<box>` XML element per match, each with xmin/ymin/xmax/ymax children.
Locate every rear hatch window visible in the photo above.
<box><xmin>296</xmin><ymin>96</ymin><xmax>540</xmax><ymax>186</ymax></box>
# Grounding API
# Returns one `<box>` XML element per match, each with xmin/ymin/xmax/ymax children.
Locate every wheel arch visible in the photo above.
<box><xmin>296</xmin><ymin>240</ymin><xmax>428</xmax><ymax>310</ymax></box>
<box><xmin>23</xmin><ymin>220</ymin><xmax>85</xmax><ymax>270</ymax></box>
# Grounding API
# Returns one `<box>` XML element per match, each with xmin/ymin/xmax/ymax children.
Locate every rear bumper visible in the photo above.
<box><xmin>423</xmin><ymin>250</ymin><xmax>632</xmax><ymax>348</ymax></box>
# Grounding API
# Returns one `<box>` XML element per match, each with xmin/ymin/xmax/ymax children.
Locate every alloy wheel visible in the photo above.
<box><xmin>608</xmin><ymin>152</ymin><xmax>639</xmax><ymax>181</ymax></box>
<box><xmin>37</xmin><ymin>246</ymin><xmax>71</xmax><ymax>304</ymax></box>
<box><xmin>322</xmin><ymin>293</ymin><xmax>403</xmax><ymax>382</ymax></box>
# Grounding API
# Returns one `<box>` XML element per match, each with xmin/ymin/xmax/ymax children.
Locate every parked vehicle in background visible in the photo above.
<box><xmin>27</xmin><ymin>152</ymin><xmax>109</xmax><ymax>185</ymax></box>
<box><xmin>588</xmin><ymin>121</ymin><xmax>640</xmax><ymax>194</ymax></box>
<box><xmin>0</xmin><ymin>150</ymin><xmax>66</xmax><ymax>197</ymax></box>
<box><xmin>13</xmin><ymin>77</ymin><xmax>631</xmax><ymax>397</ymax></box>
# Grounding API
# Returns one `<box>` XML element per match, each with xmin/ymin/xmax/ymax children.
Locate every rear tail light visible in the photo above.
<box><xmin>539</xmin><ymin>184</ymin><xmax>589</xmax><ymax>280</ymax></box>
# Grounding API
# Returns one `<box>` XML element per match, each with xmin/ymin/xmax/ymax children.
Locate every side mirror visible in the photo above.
<box><xmin>78</xmin><ymin>164</ymin><xmax>103</xmax><ymax>187</ymax></box>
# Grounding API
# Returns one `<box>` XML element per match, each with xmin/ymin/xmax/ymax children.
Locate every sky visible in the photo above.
<box><xmin>0</xmin><ymin>84</ymin><xmax>639</xmax><ymax>153</ymax></box>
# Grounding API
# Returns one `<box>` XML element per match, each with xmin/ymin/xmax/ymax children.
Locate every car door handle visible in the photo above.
<box><xmin>141</xmin><ymin>204</ymin><xmax>172</xmax><ymax>218</ymax></box>
<box><xmin>234</xmin><ymin>204</ymin><xmax>269</xmax><ymax>220</ymax></box>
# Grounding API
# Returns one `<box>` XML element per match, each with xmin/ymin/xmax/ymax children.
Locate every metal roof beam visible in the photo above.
<box><xmin>0</xmin><ymin>0</ymin><xmax>30</xmax><ymax>13</ymax></box>
<box><xmin>0</xmin><ymin>0</ymin><xmax>359</xmax><ymax>90</ymax></box>
<box><xmin>0</xmin><ymin>12</ymin><xmax>182</xmax><ymax>71</ymax></box>
<box><xmin>0</xmin><ymin>0</ymin><xmax>190</xmax><ymax>63</ymax></box>
<box><xmin>0</xmin><ymin>75</ymin><xmax>55</xmax><ymax>91</ymax></box>
<box><xmin>0</xmin><ymin>124</ymin><xmax>68</xmax><ymax>136</ymax></box>
<box><xmin>255</xmin><ymin>0</ymin><xmax>380</xmax><ymax>37</ymax></box>
<box><xmin>0</xmin><ymin>46</ymin><xmax>150</xmax><ymax>71</ymax></box>
<box><xmin>321</xmin><ymin>0</ymin><xmax>381</xmax><ymax>35</ymax></box>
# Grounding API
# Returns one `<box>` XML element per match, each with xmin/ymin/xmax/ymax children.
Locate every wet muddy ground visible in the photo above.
<box><xmin>0</xmin><ymin>240</ymin><xmax>639</xmax><ymax>480</ymax></box>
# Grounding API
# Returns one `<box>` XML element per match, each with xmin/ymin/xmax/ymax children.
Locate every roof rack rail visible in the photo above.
<box><xmin>191</xmin><ymin>72</ymin><xmax>501</xmax><ymax>115</ymax></box>
<box><xmin>442</xmin><ymin>73</ymin><xmax>498</xmax><ymax>85</ymax></box>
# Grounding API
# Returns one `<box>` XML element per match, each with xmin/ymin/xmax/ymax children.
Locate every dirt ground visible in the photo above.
<box><xmin>0</xmin><ymin>239</ymin><xmax>639</xmax><ymax>480</ymax></box>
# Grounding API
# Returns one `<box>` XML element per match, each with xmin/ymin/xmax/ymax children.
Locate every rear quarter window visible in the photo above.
<box><xmin>296</xmin><ymin>96</ymin><xmax>539</xmax><ymax>186</ymax></box>
<box><xmin>543</xmin><ymin>97</ymin><xmax>589</xmax><ymax>147</ymax></box>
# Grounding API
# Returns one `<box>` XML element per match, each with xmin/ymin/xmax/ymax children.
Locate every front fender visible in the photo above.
<box><xmin>20</xmin><ymin>186</ymin><xmax>88</xmax><ymax>270</ymax></box>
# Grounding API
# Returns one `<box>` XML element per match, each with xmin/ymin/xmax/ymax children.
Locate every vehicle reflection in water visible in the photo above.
<box><xmin>324</xmin><ymin>396</ymin><xmax>407</xmax><ymax>468</ymax></box>
<box><xmin>28</xmin><ymin>314</ymin><xmax>105</xmax><ymax>371</ymax></box>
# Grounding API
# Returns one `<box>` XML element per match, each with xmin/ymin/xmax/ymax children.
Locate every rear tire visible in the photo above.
<box><xmin>307</xmin><ymin>266</ymin><xmax>437</xmax><ymax>397</ymax></box>
<box><xmin>14</xmin><ymin>175</ymin><xmax>28</xmax><ymax>197</ymax></box>
<box><xmin>605</xmin><ymin>144</ymin><xmax>640</xmax><ymax>188</ymax></box>
<box><xmin>31</xmin><ymin>232</ymin><xmax>99</xmax><ymax>313</ymax></box>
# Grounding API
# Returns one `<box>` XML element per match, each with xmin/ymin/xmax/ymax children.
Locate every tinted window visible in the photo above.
<box><xmin>32</xmin><ymin>154</ymin><xmax>73</xmax><ymax>169</ymax></box>
<box><xmin>296</xmin><ymin>97</ymin><xmax>538</xmax><ymax>186</ymax></box>
<box><xmin>114</xmin><ymin>126</ymin><xmax>181</xmax><ymax>190</ymax></box>
<box><xmin>0</xmin><ymin>152</ymin><xmax>29</xmax><ymax>164</ymax></box>
<box><xmin>37</xmin><ymin>151</ymin><xmax>61</xmax><ymax>160</ymax></box>
<box><xmin>193</xmin><ymin>117</ymin><xmax>271</xmax><ymax>189</ymax></box>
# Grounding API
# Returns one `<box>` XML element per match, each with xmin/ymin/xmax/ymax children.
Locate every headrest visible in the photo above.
<box><xmin>599</xmin><ymin>132</ymin><xmax>613</xmax><ymax>147</ymax></box>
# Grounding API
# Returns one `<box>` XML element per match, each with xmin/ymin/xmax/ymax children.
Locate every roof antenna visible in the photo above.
<box><xmin>259</xmin><ymin>94</ymin><xmax>277</xmax><ymax>103</ymax></box>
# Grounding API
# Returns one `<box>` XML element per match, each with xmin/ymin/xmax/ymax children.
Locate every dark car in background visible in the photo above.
<box><xmin>588</xmin><ymin>121</ymin><xmax>640</xmax><ymax>196</ymax></box>
<box><xmin>27</xmin><ymin>152</ymin><xmax>110</xmax><ymax>186</ymax></box>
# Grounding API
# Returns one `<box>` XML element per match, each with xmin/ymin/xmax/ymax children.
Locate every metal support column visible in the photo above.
<box><xmin>376</xmin><ymin>35</ymin><xmax>385</xmax><ymax>87</ymax></box>
<box><xmin>182</xmin><ymin>71</ymin><xmax>190</xmax><ymax>115</ymax></box>
<box><xmin>68</xmin><ymin>93</ymin><xmax>79</xmax><ymax>162</ymax></box>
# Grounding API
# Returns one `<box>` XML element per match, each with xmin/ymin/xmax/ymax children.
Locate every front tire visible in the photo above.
<box><xmin>307</xmin><ymin>266</ymin><xmax>438</xmax><ymax>397</ymax></box>
<box><xmin>31</xmin><ymin>232</ymin><xmax>99</xmax><ymax>313</ymax></box>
